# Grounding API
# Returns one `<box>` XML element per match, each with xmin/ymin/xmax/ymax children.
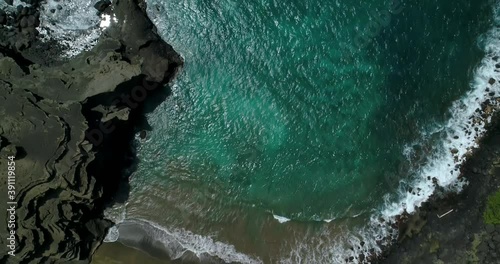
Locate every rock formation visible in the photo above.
<box><xmin>0</xmin><ymin>0</ymin><xmax>182</xmax><ymax>263</ymax></box>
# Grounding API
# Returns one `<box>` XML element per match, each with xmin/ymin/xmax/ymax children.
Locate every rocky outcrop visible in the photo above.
<box><xmin>0</xmin><ymin>1</ymin><xmax>41</xmax><ymax>52</ymax></box>
<box><xmin>0</xmin><ymin>0</ymin><xmax>182</xmax><ymax>263</ymax></box>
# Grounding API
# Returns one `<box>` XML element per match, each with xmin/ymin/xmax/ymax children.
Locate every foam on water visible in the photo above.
<box><xmin>112</xmin><ymin>218</ymin><xmax>262</xmax><ymax>264</ymax></box>
<box><xmin>100</xmin><ymin>1</ymin><xmax>500</xmax><ymax>263</ymax></box>
<box><xmin>282</xmin><ymin>2</ymin><xmax>500</xmax><ymax>263</ymax></box>
<box><xmin>273</xmin><ymin>214</ymin><xmax>292</xmax><ymax>223</ymax></box>
<box><xmin>38</xmin><ymin>0</ymin><xmax>105</xmax><ymax>57</ymax></box>
<box><xmin>103</xmin><ymin>225</ymin><xmax>120</xmax><ymax>242</ymax></box>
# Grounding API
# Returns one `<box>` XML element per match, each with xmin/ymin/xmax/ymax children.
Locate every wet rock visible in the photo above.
<box><xmin>0</xmin><ymin>10</ymin><xmax>6</xmax><ymax>25</ymax></box>
<box><xmin>478</xmin><ymin>242</ymin><xmax>489</xmax><ymax>253</ymax></box>
<box><xmin>489</xmin><ymin>78</ymin><xmax>496</xmax><ymax>85</ymax></box>
<box><xmin>20</xmin><ymin>0</ymin><xmax>36</xmax><ymax>4</ymax></box>
<box><xmin>4</xmin><ymin>0</ymin><xmax>13</xmax><ymax>5</ymax></box>
<box><xmin>20</xmin><ymin>6</ymin><xmax>28</xmax><ymax>16</ymax></box>
<box><xmin>94</xmin><ymin>0</ymin><xmax>111</xmax><ymax>13</ymax></box>
<box><xmin>139</xmin><ymin>130</ymin><xmax>147</xmax><ymax>139</ymax></box>
<box><xmin>451</xmin><ymin>148</ymin><xmax>459</xmax><ymax>154</ymax></box>
<box><xmin>19</xmin><ymin>16</ymin><xmax>28</xmax><ymax>28</ymax></box>
<box><xmin>14</xmin><ymin>39</ymin><xmax>28</xmax><ymax>50</ymax></box>
<box><xmin>488</xmin><ymin>241</ymin><xmax>495</xmax><ymax>250</ymax></box>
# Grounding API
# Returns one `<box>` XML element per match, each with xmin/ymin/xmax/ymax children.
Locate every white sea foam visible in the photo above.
<box><xmin>0</xmin><ymin>0</ymin><xmax>30</xmax><ymax>11</ymax></box>
<box><xmin>281</xmin><ymin>3</ymin><xmax>500</xmax><ymax>263</ymax></box>
<box><xmin>106</xmin><ymin>1</ymin><xmax>500</xmax><ymax>263</ymax></box>
<box><xmin>273</xmin><ymin>214</ymin><xmax>292</xmax><ymax>223</ymax></box>
<box><xmin>38</xmin><ymin>0</ymin><xmax>105</xmax><ymax>57</ymax></box>
<box><xmin>117</xmin><ymin>219</ymin><xmax>262</xmax><ymax>264</ymax></box>
<box><xmin>103</xmin><ymin>225</ymin><xmax>120</xmax><ymax>242</ymax></box>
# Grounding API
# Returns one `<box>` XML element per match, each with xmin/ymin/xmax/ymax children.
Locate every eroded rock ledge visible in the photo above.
<box><xmin>0</xmin><ymin>0</ymin><xmax>182</xmax><ymax>263</ymax></box>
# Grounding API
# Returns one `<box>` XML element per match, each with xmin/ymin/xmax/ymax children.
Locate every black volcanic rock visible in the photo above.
<box><xmin>94</xmin><ymin>0</ymin><xmax>111</xmax><ymax>13</ymax></box>
<box><xmin>0</xmin><ymin>10</ymin><xmax>6</xmax><ymax>25</ymax></box>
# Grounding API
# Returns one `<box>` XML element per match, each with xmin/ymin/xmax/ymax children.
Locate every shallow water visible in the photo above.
<box><xmin>102</xmin><ymin>0</ymin><xmax>500</xmax><ymax>262</ymax></box>
<box><xmin>92</xmin><ymin>242</ymin><xmax>168</xmax><ymax>264</ymax></box>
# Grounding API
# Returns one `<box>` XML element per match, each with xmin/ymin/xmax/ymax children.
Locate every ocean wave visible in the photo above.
<box><xmin>273</xmin><ymin>214</ymin><xmax>292</xmax><ymax>223</ymax></box>
<box><xmin>107</xmin><ymin>218</ymin><xmax>262</xmax><ymax>264</ymax></box>
<box><xmin>110</xmin><ymin>1</ymin><xmax>500</xmax><ymax>263</ymax></box>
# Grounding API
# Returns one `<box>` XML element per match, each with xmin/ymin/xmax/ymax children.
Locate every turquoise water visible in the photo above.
<box><xmin>115</xmin><ymin>0</ymin><xmax>496</xmax><ymax>262</ymax></box>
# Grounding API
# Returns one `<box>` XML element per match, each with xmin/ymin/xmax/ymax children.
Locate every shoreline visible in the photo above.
<box><xmin>375</xmin><ymin>112</ymin><xmax>500</xmax><ymax>263</ymax></box>
<box><xmin>1</xmin><ymin>0</ymin><xmax>499</xmax><ymax>263</ymax></box>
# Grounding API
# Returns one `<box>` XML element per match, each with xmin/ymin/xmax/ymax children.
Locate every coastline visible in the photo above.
<box><xmin>1</xmin><ymin>1</ymin><xmax>499</xmax><ymax>264</ymax></box>
<box><xmin>0</xmin><ymin>0</ymin><xmax>182</xmax><ymax>262</ymax></box>
<box><xmin>376</xmin><ymin>112</ymin><xmax>500</xmax><ymax>263</ymax></box>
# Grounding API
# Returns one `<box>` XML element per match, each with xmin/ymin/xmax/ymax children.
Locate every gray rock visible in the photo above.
<box><xmin>19</xmin><ymin>16</ymin><xmax>28</xmax><ymax>28</ymax></box>
<box><xmin>0</xmin><ymin>0</ymin><xmax>182</xmax><ymax>263</ymax></box>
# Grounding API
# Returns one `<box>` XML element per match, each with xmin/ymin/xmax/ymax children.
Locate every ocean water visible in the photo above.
<box><xmin>101</xmin><ymin>0</ymin><xmax>500</xmax><ymax>263</ymax></box>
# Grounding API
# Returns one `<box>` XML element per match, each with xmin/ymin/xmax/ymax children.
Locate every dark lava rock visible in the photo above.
<box><xmin>0</xmin><ymin>10</ymin><xmax>6</xmax><ymax>25</ymax></box>
<box><xmin>489</xmin><ymin>78</ymin><xmax>496</xmax><ymax>85</ymax></box>
<box><xmin>486</xmin><ymin>225</ymin><xmax>495</xmax><ymax>233</ymax></box>
<box><xmin>19</xmin><ymin>16</ymin><xmax>28</xmax><ymax>28</ymax></box>
<box><xmin>21</xmin><ymin>6</ymin><xmax>29</xmax><ymax>16</ymax></box>
<box><xmin>26</xmin><ymin>15</ymin><xmax>38</xmax><ymax>27</ymax></box>
<box><xmin>20</xmin><ymin>0</ymin><xmax>37</xmax><ymax>5</ymax></box>
<box><xmin>488</xmin><ymin>241</ymin><xmax>495</xmax><ymax>250</ymax></box>
<box><xmin>94</xmin><ymin>0</ymin><xmax>111</xmax><ymax>13</ymax></box>
<box><xmin>4</xmin><ymin>0</ymin><xmax>13</xmax><ymax>5</ymax></box>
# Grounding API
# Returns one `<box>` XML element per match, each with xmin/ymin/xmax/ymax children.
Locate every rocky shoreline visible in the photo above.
<box><xmin>0</xmin><ymin>0</ymin><xmax>182</xmax><ymax>263</ymax></box>
<box><xmin>375</xmin><ymin>111</ymin><xmax>500</xmax><ymax>264</ymax></box>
